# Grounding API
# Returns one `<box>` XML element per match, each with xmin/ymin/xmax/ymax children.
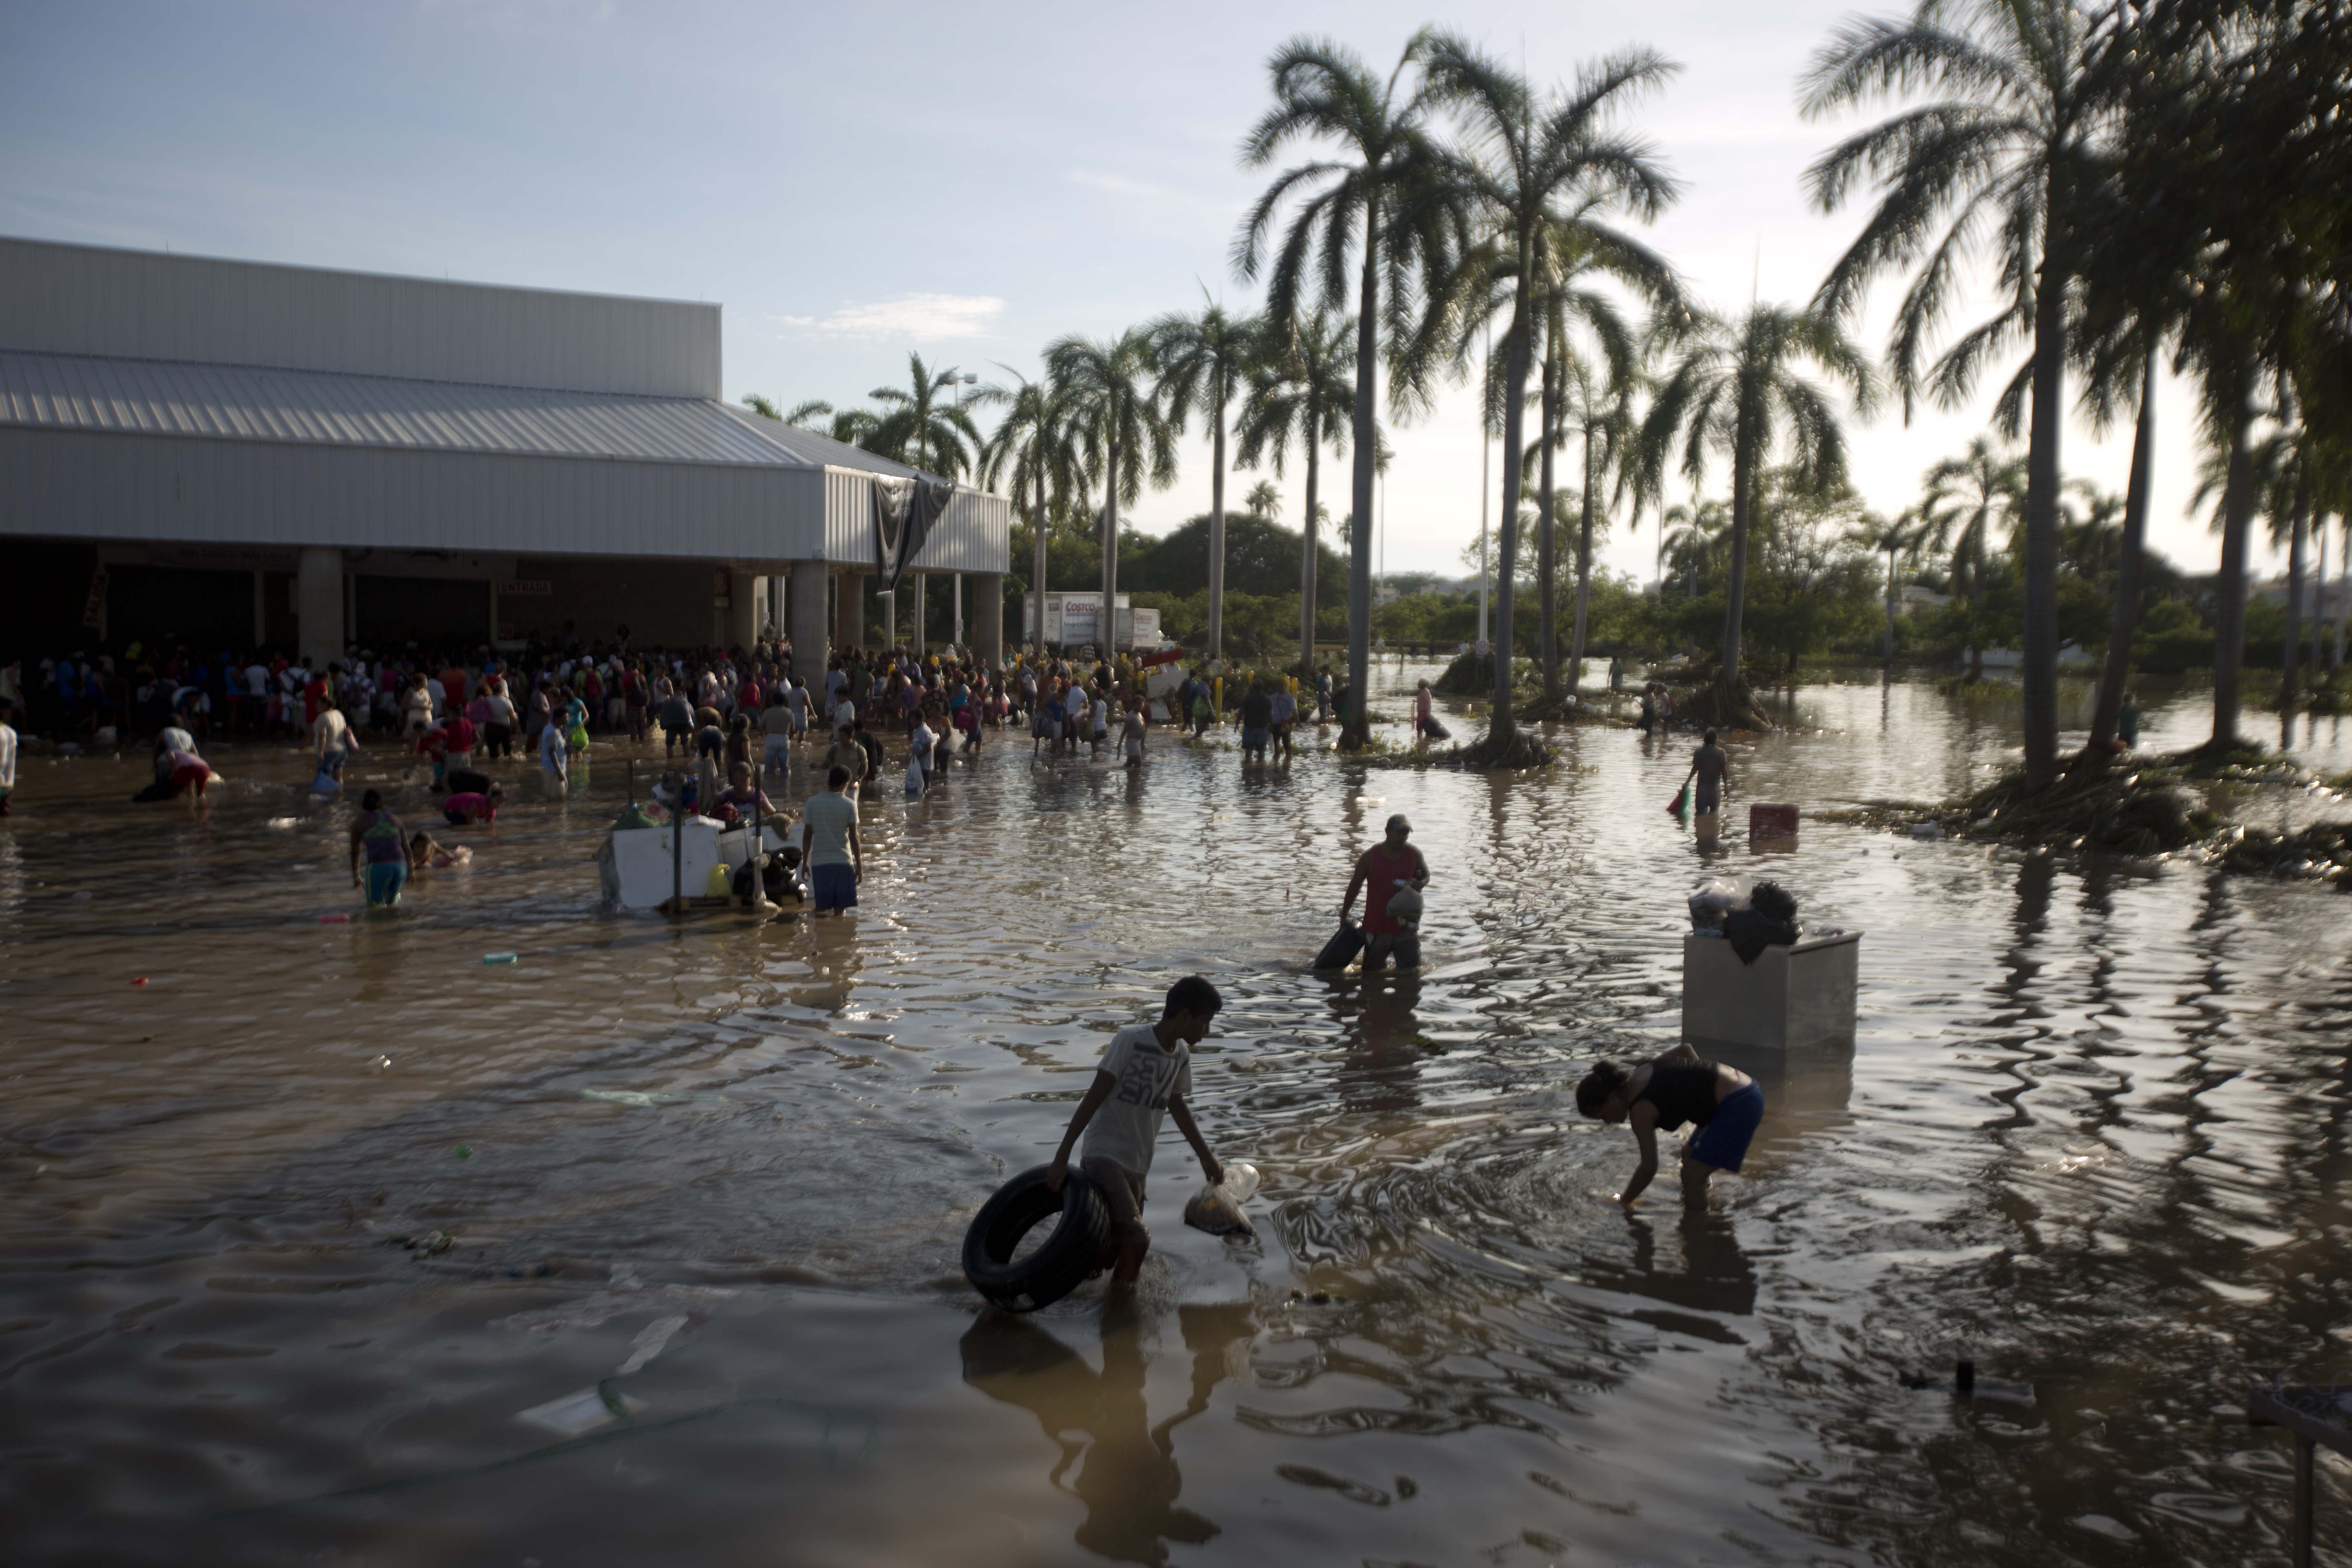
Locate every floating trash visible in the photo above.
<box><xmin>130</xmin><ymin>977</ymin><xmax>149</xmax><ymax>988</ymax></box>
<box><xmin>266</xmin><ymin>817</ymin><xmax>299</xmax><ymax>829</ymax></box>
<box><xmin>483</xmin><ymin>952</ymin><xmax>518</xmax><ymax>965</ymax></box>
<box><xmin>453</xmin><ymin>1145</ymin><xmax>474</xmax><ymax>1159</ymax></box>
<box><xmin>373</xmin><ymin>1055</ymin><xmax>392</xmax><ymax>1070</ymax></box>
<box><xmin>319</xmin><ymin>914</ymin><xmax>351</xmax><ymax>924</ymax></box>
<box><xmin>516</xmin><ymin>1383</ymin><xmax>643</xmax><ymax>1439</ymax></box>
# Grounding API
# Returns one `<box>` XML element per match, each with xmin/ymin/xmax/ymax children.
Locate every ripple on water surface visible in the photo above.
<box><xmin>3</xmin><ymin>670</ymin><xmax>2350</xmax><ymax>1565</ymax></box>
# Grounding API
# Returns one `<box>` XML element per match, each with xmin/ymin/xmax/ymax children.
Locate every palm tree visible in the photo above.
<box><xmin>741</xmin><ymin>393</ymin><xmax>784</xmax><ymax>421</ymax></box>
<box><xmin>1244</xmin><ymin>479</ymin><xmax>1282</xmax><ymax>521</ymax></box>
<box><xmin>979</xmin><ymin>369</ymin><xmax>1086</xmax><ymax>658</ymax></box>
<box><xmin>869</xmin><ymin>351</ymin><xmax>984</xmax><ymax>478</ymax></box>
<box><xmin>1045</xmin><ymin>329</ymin><xmax>1176</xmax><ymax>663</ymax></box>
<box><xmin>1660</xmin><ymin>497</ymin><xmax>1724</xmax><ymax>600</ymax></box>
<box><xmin>1559</xmin><ymin>350</ymin><xmax>1633</xmax><ymax>701</ymax></box>
<box><xmin>1918</xmin><ymin>437</ymin><xmax>2025</xmax><ymax>682</ymax></box>
<box><xmin>1235</xmin><ymin>34</ymin><xmax>1467</xmax><ymax>747</ymax></box>
<box><xmin>1404</xmin><ymin>33</ymin><xmax>1679</xmax><ymax>748</ymax></box>
<box><xmin>1152</xmin><ymin>298</ymin><xmax>1263</xmax><ymax>663</ymax></box>
<box><xmin>1235</xmin><ymin>310</ymin><xmax>1355</xmax><ymax>673</ymax></box>
<box><xmin>1635</xmin><ymin>304</ymin><xmax>1879</xmax><ymax>715</ymax></box>
<box><xmin>1872</xmin><ymin>505</ymin><xmax>1924</xmax><ymax>667</ymax></box>
<box><xmin>1803</xmin><ymin>0</ymin><xmax>2105</xmax><ymax>789</ymax></box>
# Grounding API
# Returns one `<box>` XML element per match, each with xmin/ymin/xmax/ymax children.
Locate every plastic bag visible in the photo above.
<box><xmin>311</xmin><ymin>771</ymin><xmax>341</xmax><ymax>798</ymax></box>
<box><xmin>1688</xmin><ymin>873</ymin><xmax>1755</xmax><ymax>932</ymax></box>
<box><xmin>1183</xmin><ymin>1161</ymin><xmax>1261</xmax><ymax>1236</ymax></box>
<box><xmin>1385</xmin><ymin>884</ymin><xmax>1423</xmax><ymax>929</ymax></box>
<box><xmin>904</xmin><ymin>755</ymin><xmax>924</xmax><ymax>798</ymax></box>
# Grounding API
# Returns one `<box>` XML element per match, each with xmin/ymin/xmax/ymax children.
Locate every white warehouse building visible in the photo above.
<box><xmin>0</xmin><ymin>236</ymin><xmax>1011</xmax><ymax>667</ymax></box>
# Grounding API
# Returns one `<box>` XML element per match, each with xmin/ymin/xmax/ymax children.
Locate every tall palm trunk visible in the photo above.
<box><xmin>1490</xmin><ymin>285</ymin><xmax>1535</xmax><ymax>741</ymax></box>
<box><xmin>2018</xmin><ymin>237</ymin><xmax>2065</xmax><ymax>790</ymax></box>
<box><xmin>2311</xmin><ymin>518</ymin><xmax>2327</xmax><ymax>676</ymax></box>
<box><xmin>1300</xmin><ymin>443</ymin><xmax>1320</xmax><ymax>675</ymax></box>
<box><xmin>1884</xmin><ymin>544</ymin><xmax>1898</xmax><ymax>667</ymax></box>
<box><xmin>1719</xmin><ymin>415</ymin><xmax>1757</xmax><ymax>702</ymax></box>
<box><xmin>1537</xmin><ymin>330</ymin><xmax>1561</xmax><ymax>707</ymax></box>
<box><xmin>1208</xmin><ymin>404</ymin><xmax>1228</xmax><ymax>662</ymax></box>
<box><xmin>2338</xmin><ymin>517</ymin><xmax>2349</xmax><ymax>674</ymax></box>
<box><xmin>1569</xmin><ymin>420</ymin><xmax>1597</xmax><ymax>702</ymax></box>
<box><xmin>1030</xmin><ymin>467</ymin><xmax>1049</xmax><ymax>659</ymax></box>
<box><xmin>2282</xmin><ymin>468</ymin><xmax>2310</xmax><ymax>710</ymax></box>
<box><xmin>2210</xmin><ymin>391</ymin><xmax>2256</xmax><ymax>748</ymax></box>
<box><xmin>1343</xmin><ymin>238</ymin><xmax>1380</xmax><ymax>748</ymax></box>
<box><xmin>1100</xmin><ymin>441</ymin><xmax>1122</xmax><ymax>671</ymax></box>
<box><xmin>2090</xmin><ymin>349</ymin><xmax>2156</xmax><ymax>750</ymax></box>
<box><xmin>1962</xmin><ymin>537</ymin><xmax>1987</xmax><ymax>682</ymax></box>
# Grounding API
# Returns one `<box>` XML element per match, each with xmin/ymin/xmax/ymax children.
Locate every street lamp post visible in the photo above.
<box><xmin>952</xmin><ymin>370</ymin><xmax>977</xmax><ymax>650</ymax></box>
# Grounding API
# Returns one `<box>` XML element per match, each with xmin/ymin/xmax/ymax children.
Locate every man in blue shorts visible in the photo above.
<box><xmin>802</xmin><ymin>764</ymin><xmax>863</xmax><ymax>916</ymax></box>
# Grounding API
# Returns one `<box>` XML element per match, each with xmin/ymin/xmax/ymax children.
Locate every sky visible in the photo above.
<box><xmin>0</xmin><ymin>0</ymin><xmax>2286</xmax><ymax>589</ymax></box>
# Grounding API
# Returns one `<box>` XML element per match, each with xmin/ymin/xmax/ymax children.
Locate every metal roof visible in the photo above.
<box><xmin>0</xmin><ymin>349</ymin><xmax>945</xmax><ymax>482</ymax></box>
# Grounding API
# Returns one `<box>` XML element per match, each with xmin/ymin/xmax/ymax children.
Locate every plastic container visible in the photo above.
<box><xmin>482</xmin><ymin>952</ymin><xmax>519</xmax><ymax>965</ymax></box>
<box><xmin>1183</xmin><ymin>1161</ymin><xmax>1262</xmax><ymax>1236</ymax></box>
<box><xmin>1749</xmin><ymin>802</ymin><xmax>1800</xmax><ymax>837</ymax></box>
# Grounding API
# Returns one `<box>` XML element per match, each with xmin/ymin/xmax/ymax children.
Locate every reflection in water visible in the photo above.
<box><xmin>961</xmin><ymin>1304</ymin><xmax>1251</xmax><ymax>1565</ymax></box>
<box><xmin>5</xmin><ymin>669</ymin><xmax>2351</xmax><ymax>1566</ymax></box>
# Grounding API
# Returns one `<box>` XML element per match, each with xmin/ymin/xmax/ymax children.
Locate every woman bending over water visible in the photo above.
<box><xmin>1577</xmin><ymin>1043</ymin><xmax>1763</xmax><ymax>1209</ymax></box>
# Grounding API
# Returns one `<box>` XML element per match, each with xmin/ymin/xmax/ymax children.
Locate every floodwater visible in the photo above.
<box><xmin>4</xmin><ymin>666</ymin><xmax>2349</xmax><ymax>1567</ymax></box>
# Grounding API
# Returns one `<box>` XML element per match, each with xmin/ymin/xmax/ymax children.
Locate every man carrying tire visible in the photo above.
<box><xmin>1045</xmin><ymin>976</ymin><xmax>1225</xmax><ymax>1290</ymax></box>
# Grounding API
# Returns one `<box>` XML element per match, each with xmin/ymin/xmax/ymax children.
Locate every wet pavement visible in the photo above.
<box><xmin>3</xmin><ymin>666</ymin><xmax>2349</xmax><ymax>1566</ymax></box>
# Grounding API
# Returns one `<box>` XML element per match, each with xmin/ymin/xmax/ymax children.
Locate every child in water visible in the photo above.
<box><xmin>407</xmin><ymin>831</ymin><xmax>472</xmax><ymax>871</ymax></box>
<box><xmin>1577</xmin><ymin>1042</ymin><xmax>1763</xmax><ymax>1209</ymax></box>
<box><xmin>1046</xmin><ymin>976</ymin><xmax>1227</xmax><ymax>1288</ymax></box>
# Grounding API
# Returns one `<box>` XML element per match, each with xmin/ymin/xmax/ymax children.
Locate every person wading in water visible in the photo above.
<box><xmin>1340</xmin><ymin>813</ymin><xmax>1429</xmax><ymax>972</ymax></box>
<box><xmin>1576</xmin><ymin>1043</ymin><xmax>1763</xmax><ymax>1209</ymax></box>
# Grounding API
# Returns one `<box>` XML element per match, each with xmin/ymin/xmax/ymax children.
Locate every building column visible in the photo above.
<box><xmin>973</xmin><ymin>572</ymin><xmax>1004</xmax><ymax>669</ymax></box>
<box><xmin>788</xmin><ymin>562</ymin><xmax>830</xmax><ymax>679</ymax></box>
<box><xmin>835</xmin><ymin>568</ymin><xmax>864</xmax><ymax>653</ymax></box>
<box><xmin>296</xmin><ymin>546</ymin><xmax>345</xmax><ymax>668</ymax></box>
<box><xmin>911</xmin><ymin>572</ymin><xmax>925</xmax><ymax>653</ymax></box>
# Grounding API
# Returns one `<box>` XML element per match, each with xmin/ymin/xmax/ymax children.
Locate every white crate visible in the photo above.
<box><xmin>1682</xmin><ymin>929</ymin><xmax>1860</xmax><ymax>1052</ymax></box>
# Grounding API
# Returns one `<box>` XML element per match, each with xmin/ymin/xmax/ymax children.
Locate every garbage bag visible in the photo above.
<box><xmin>1688</xmin><ymin>874</ymin><xmax>1755</xmax><ymax>932</ymax></box>
<box><xmin>1385</xmin><ymin>884</ymin><xmax>1423</xmax><ymax>929</ymax></box>
<box><xmin>310</xmin><ymin>771</ymin><xmax>342</xmax><ymax>798</ymax></box>
<box><xmin>1724</xmin><ymin>906</ymin><xmax>1797</xmax><ymax>964</ymax></box>
<box><xmin>1666</xmin><ymin>786</ymin><xmax>1688</xmax><ymax>819</ymax></box>
<box><xmin>1312</xmin><ymin>919</ymin><xmax>1365</xmax><ymax>971</ymax></box>
<box><xmin>1183</xmin><ymin>1161</ymin><xmax>1261</xmax><ymax>1236</ymax></box>
<box><xmin>904</xmin><ymin>755</ymin><xmax>923</xmax><ymax>798</ymax></box>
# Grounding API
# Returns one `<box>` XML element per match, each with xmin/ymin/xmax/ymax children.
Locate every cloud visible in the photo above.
<box><xmin>778</xmin><ymin>293</ymin><xmax>1005</xmax><ymax>340</ymax></box>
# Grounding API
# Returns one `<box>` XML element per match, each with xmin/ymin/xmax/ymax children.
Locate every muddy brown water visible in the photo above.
<box><xmin>4</xmin><ymin>668</ymin><xmax>2349</xmax><ymax>1566</ymax></box>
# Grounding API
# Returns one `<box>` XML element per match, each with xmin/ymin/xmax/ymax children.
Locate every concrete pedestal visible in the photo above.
<box><xmin>1682</xmin><ymin>929</ymin><xmax>1860</xmax><ymax>1052</ymax></box>
<box><xmin>971</xmin><ymin>571</ymin><xmax>1004</xmax><ymax>668</ymax></box>
<box><xmin>296</xmin><ymin>546</ymin><xmax>344</xmax><ymax>669</ymax></box>
<box><xmin>788</xmin><ymin>564</ymin><xmax>830</xmax><ymax>677</ymax></box>
<box><xmin>834</xmin><ymin>569</ymin><xmax>864</xmax><ymax>653</ymax></box>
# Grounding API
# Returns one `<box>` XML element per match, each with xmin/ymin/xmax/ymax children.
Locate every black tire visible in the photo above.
<box><xmin>962</xmin><ymin>1165</ymin><xmax>1111</xmax><ymax>1312</ymax></box>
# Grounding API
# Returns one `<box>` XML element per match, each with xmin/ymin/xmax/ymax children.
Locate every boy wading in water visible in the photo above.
<box><xmin>1046</xmin><ymin>977</ymin><xmax>1226</xmax><ymax>1289</ymax></box>
<box><xmin>1576</xmin><ymin>1043</ymin><xmax>1764</xmax><ymax>1209</ymax></box>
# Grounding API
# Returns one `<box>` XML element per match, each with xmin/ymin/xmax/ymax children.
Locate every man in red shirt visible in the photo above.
<box><xmin>441</xmin><ymin>710</ymin><xmax>477</xmax><ymax>780</ymax></box>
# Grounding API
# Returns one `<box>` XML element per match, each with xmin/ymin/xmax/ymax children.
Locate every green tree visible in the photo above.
<box><xmin>1235</xmin><ymin>310</ymin><xmax>1354</xmax><ymax>673</ymax></box>
<box><xmin>1405</xmin><ymin>32</ymin><xmax>1678</xmax><ymax>747</ymax></box>
<box><xmin>1635</xmin><ymin>305</ymin><xmax>1879</xmax><ymax>714</ymax></box>
<box><xmin>1243</xmin><ymin>479</ymin><xmax>1282</xmax><ymax>520</ymax></box>
<box><xmin>868</xmin><ymin>351</ymin><xmax>984</xmax><ymax>478</ymax></box>
<box><xmin>1918</xmin><ymin>436</ymin><xmax>2025</xmax><ymax>680</ymax></box>
<box><xmin>1236</xmin><ymin>33</ymin><xmax>1465</xmax><ymax>746</ymax></box>
<box><xmin>979</xmin><ymin>369</ymin><xmax>1089</xmax><ymax>655</ymax></box>
<box><xmin>1152</xmin><ymin>298</ymin><xmax>1263</xmax><ymax>663</ymax></box>
<box><xmin>1804</xmin><ymin>0</ymin><xmax>2105</xmax><ymax>787</ymax></box>
<box><xmin>1045</xmin><ymin>329</ymin><xmax>1176</xmax><ymax>658</ymax></box>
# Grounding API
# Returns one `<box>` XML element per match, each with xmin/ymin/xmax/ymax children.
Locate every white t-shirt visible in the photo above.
<box><xmin>244</xmin><ymin>664</ymin><xmax>269</xmax><ymax>697</ymax></box>
<box><xmin>0</xmin><ymin>722</ymin><xmax>16</xmax><ymax>790</ymax></box>
<box><xmin>1081</xmin><ymin>1024</ymin><xmax>1193</xmax><ymax>1176</ymax></box>
<box><xmin>802</xmin><ymin>788</ymin><xmax>858</xmax><ymax>868</ymax></box>
<box><xmin>539</xmin><ymin>723</ymin><xmax>567</xmax><ymax>771</ymax></box>
<box><xmin>313</xmin><ymin>709</ymin><xmax>351</xmax><ymax>751</ymax></box>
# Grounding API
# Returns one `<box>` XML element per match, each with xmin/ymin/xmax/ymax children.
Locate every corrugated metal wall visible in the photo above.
<box><xmin>0</xmin><ymin>237</ymin><xmax>719</xmax><ymax>399</ymax></box>
<box><xmin>819</xmin><ymin>466</ymin><xmax>1010</xmax><ymax>574</ymax></box>
<box><xmin>0</xmin><ymin>428</ymin><xmax>825</xmax><ymax>561</ymax></box>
